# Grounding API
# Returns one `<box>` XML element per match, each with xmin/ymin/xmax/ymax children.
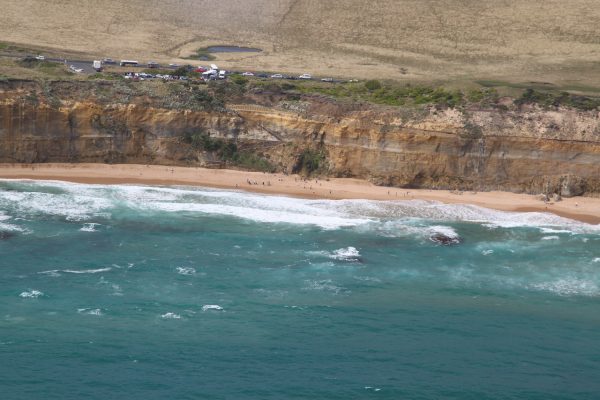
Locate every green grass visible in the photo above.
<box><xmin>263</xmin><ymin>80</ymin><xmax>467</xmax><ymax>108</ymax></box>
<box><xmin>249</xmin><ymin>79</ymin><xmax>600</xmax><ymax>111</ymax></box>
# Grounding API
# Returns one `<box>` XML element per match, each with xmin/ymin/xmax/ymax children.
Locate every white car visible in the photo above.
<box><xmin>242</xmin><ymin>72</ymin><xmax>255</xmax><ymax>76</ymax></box>
<box><xmin>35</xmin><ymin>55</ymin><xmax>45</xmax><ymax>61</ymax></box>
<box><xmin>270</xmin><ymin>74</ymin><xmax>283</xmax><ymax>79</ymax></box>
<box><xmin>298</xmin><ymin>73</ymin><xmax>312</xmax><ymax>80</ymax></box>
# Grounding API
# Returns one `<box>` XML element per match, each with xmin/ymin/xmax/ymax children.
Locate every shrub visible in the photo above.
<box><xmin>514</xmin><ymin>88</ymin><xmax>600</xmax><ymax>111</ymax></box>
<box><xmin>181</xmin><ymin>130</ymin><xmax>274</xmax><ymax>171</ymax></box>
<box><xmin>364</xmin><ymin>80</ymin><xmax>382</xmax><ymax>91</ymax></box>
<box><xmin>293</xmin><ymin>148</ymin><xmax>327</xmax><ymax>176</ymax></box>
<box><xmin>230</xmin><ymin>75</ymin><xmax>249</xmax><ymax>86</ymax></box>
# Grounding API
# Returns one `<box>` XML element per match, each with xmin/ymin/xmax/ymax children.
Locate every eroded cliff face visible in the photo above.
<box><xmin>1</xmin><ymin>80</ymin><xmax>599</xmax><ymax>196</ymax></box>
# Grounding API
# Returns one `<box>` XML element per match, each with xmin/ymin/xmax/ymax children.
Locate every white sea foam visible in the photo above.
<box><xmin>541</xmin><ymin>236</ymin><xmax>560</xmax><ymax>241</ymax></box>
<box><xmin>202</xmin><ymin>305</ymin><xmax>223</xmax><ymax>312</ymax></box>
<box><xmin>62</xmin><ymin>268</ymin><xmax>112</xmax><ymax>274</ymax></box>
<box><xmin>161</xmin><ymin>312</ymin><xmax>181</xmax><ymax>319</ymax></box>
<box><xmin>593</xmin><ymin>258</ymin><xmax>600</xmax><ymax>263</ymax></box>
<box><xmin>330</xmin><ymin>247</ymin><xmax>361</xmax><ymax>262</ymax></box>
<box><xmin>428</xmin><ymin>225</ymin><xmax>459</xmax><ymax>238</ymax></box>
<box><xmin>0</xmin><ymin>211</ymin><xmax>25</xmax><ymax>232</ymax></box>
<box><xmin>80</xmin><ymin>223</ymin><xmax>100</xmax><ymax>232</ymax></box>
<box><xmin>147</xmin><ymin>202</ymin><xmax>370</xmax><ymax>229</ymax></box>
<box><xmin>19</xmin><ymin>290</ymin><xmax>43</xmax><ymax>298</ymax></box>
<box><xmin>176</xmin><ymin>267</ymin><xmax>196</xmax><ymax>276</ymax></box>
<box><xmin>2</xmin><ymin>179</ymin><xmax>599</xmax><ymax>233</ymax></box>
<box><xmin>529</xmin><ymin>279</ymin><xmax>599</xmax><ymax>297</ymax></box>
<box><xmin>39</xmin><ymin>270</ymin><xmax>61</xmax><ymax>277</ymax></box>
<box><xmin>482</xmin><ymin>250</ymin><xmax>494</xmax><ymax>256</ymax></box>
<box><xmin>304</xmin><ymin>279</ymin><xmax>346</xmax><ymax>294</ymax></box>
<box><xmin>0</xmin><ymin>183</ymin><xmax>112</xmax><ymax>221</ymax></box>
<box><xmin>77</xmin><ymin>308</ymin><xmax>103</xmax><ymax>316</ymax></box>
<box><xmin>540</xmin><ymin>228</ymin><xmax>572</xmax><ymax>234</ymax></box>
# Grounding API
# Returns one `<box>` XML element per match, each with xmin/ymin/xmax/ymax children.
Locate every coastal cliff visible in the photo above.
<box><xmin>1</xmin><ymin>79</ymin><xmax>599</xmax><ymax>196</ymax></box>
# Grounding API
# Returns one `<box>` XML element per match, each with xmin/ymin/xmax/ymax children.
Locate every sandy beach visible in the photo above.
<box><xmin>0</xmin><ymin>162</ymin><xmax>599</xmax><ymax>224</ymax></box>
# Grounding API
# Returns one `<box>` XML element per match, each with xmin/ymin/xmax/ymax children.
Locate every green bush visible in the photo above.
<box><xmin>232</xmin><ymin>151</ymin><xmax>275</xmax><ymax>172</ymax></box>
<box><xmin>191</xmin><ymin>89</ymin><xmax>225</xmax><ymax>110</ymax></box>
<box><xmin>364</xmin><ymin>80</ymin><xmax>382</xmax><ymax>91</ymax></box>
<box><xmin>230</xmin><ymin>75</ymin><xmax>249</xmax><ymax>86</ymax></box>
<box><xmin>515</xmin><ymin>88</ymin><xmax>600</xmax><ymax>111</ymax></box>
<box><xmin>181</xmin><ymin>130</ymin><xmax>274</xmax><ymax>171</ymax></box>
<box><xmin>293</xmin><ymin>148</ymin><xmax>327</xmax><ymax>176</ymax></box>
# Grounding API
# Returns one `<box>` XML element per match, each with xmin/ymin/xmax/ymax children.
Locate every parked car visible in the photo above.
<box><xmin>270</xmin><ymin>74</ymin><xmax>284</xmax><ymax>79</ymax></box>
<box><xmin>242</xmin><ymin>72</ymin><xmax>255</xmax><ymax>76</ymax></box>
<box><xmin>321</xmin><ymin>77</ymin><xmax>334</xmax><ymax>82</ymax></box>
<box><xmin>298</xmin><ymin>73</ymin><xmax>312</xmax><ymax>80</ymax></box>
<box><xmin>102</xmin><ymin>58</ymin><xmax>116</xmax><ymax>64</ymax></box>
<box><xmin>168</xmin><ymin>63</ymin><xmax>180</xmax><ymax>68</ymax></box>
<box><xmin>147</xmin><ymin>61</ymin><xmax>160</xmax><ymax>68</ymax></box>
<box><xmin>35</xmin><ymin>55</ymin><xmax>45</xmax><ymax>61</ymax></box>
<box><xmin>256</xmin><ymin>73</ymin><xmax>268</xmax><ymax>78</ymax></box>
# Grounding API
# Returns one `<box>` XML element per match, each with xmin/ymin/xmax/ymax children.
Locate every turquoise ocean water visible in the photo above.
<box><xmin>1</xmin><ymin>179</ymin><xmax>599</xmax><ymax>399</ymax></box>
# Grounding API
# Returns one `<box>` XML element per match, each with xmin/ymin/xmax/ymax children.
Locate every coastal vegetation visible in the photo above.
<box><xmin>514</xmin><ymin>89</ymin><xmax>600</xmax><ymax>111</ymax></box>
<box><xmin>293</xmin><ymin>148</ymin><xmax>328</xmax><ymax>177</ymax></box>
<box><xmin>181</xmin><ymin>130</ymin><xmax>275</xmax><ymax>172</ymax></box>
<box><xmin>248</xmin><ymin>79</ymin><xmax>600</xmax><ymax>111</ymax></box>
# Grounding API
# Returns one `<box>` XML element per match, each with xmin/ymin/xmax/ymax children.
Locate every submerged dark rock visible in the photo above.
<box><xmin>429</xmin><ymin>233</ymin><xmax>462</xmax><ymax>246</ymax></box>
<box><xmin>0</xmin><ymin>231</ymin><xmax>16</xmax><ymax>240</ymax></box>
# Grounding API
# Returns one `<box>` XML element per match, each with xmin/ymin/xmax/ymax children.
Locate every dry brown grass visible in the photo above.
<box><xmin>2</xmin><ymin>0</ymin><xmax>600</xmax><ymax>89</ymax></box>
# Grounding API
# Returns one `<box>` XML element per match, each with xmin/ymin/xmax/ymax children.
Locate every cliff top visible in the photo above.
<box><xmin>1</xmin><ymin>0</ymin><xmax>600</xmax><ymax>88</ymax></box>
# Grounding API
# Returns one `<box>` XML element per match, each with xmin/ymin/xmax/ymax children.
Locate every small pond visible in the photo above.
<box><xmin>206</xmin><ymin>46</ymin><xmax>262</xmax><ymax>53</ymax></box>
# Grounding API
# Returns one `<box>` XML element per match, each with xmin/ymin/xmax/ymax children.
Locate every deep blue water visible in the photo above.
<box><xmin>1</xmin><ymin>180</ymin><xmax>599</xmax><ymax>399</ymax></box>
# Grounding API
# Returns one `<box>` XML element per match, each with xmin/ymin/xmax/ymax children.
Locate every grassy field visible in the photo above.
<box><xmin>1</xmin><ymin>0</ymin><xmax>600</xmax><ymax>90</ymax></box>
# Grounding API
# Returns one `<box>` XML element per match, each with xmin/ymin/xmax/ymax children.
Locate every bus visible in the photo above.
<box><xmin>120</xmin><ymin>60</ymin><xmax>139</xmax><ymax>67</ymax></box>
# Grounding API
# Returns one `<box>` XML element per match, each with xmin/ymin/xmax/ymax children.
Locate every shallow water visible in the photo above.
<box><xmin>206</xmin><ymin>46</ymin><xmax>262</xmax><ymax>53</ymax></box>
<box><xmin>1</xmin><ymin>180</ymin><xmax>599</xmax><ymax>399</ymax></box>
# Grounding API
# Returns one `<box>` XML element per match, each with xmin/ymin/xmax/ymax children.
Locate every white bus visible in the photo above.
<box><xmin>120</xmin><ymin>60</ymin><xmax>139</xmax><ymax>67</ymax></box>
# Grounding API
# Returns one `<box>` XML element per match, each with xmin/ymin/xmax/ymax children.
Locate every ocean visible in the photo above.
<box><xmin>1</xmin><ymin>179</ymin><xmax>599</xmax><ymax>399</ymax></box>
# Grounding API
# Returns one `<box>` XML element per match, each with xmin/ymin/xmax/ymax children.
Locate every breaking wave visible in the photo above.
<box><xmin>20</xmin><ymin>289</ymin><xmax>43</xmax><ymax>298</ymax></box>
<box><xmin>202</xmin><ymin>305</ymin><xmax>223</xmax><ymax>312</ymax></box>
<box><xmin>161</xmin><ymin>312</ymin><xmax>182</xmax><ymax>319</ymax></box>
<box><xmin>329</xmin><ymin>247</ymin><xmax>362</xmax><ymax>262</ymax></box>
<box><xmin>2</xmin><ymin>180</ymin><xmax>598</xmax><ymax>232</ymax></box>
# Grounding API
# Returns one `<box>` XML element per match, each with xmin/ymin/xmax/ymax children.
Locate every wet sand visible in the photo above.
<box><xmin>1</xmin><ymin>163</ymin><xmax>599</xmax><ymax>224</ymax></box>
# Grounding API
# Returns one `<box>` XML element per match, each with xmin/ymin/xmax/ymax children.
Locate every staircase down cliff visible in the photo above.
<box><xmin>1</xmin><ymin>79</ymin><xmax>599</xmax><ymax>197</ymax></box>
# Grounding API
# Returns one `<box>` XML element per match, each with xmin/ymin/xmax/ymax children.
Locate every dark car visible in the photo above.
<box><xmin>256</xmin><ymin>73</ymin><xmax>269</xmax><ymax>78</ymax></box>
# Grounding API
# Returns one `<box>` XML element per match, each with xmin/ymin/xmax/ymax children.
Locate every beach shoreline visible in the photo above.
<box><xmin>1</xmin><ymin>162</ymin><xmax>599</xmax><ymax>224</ymax></box>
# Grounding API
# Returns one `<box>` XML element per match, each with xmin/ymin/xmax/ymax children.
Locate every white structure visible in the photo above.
<box><xmin>93</xmin><ymin>60</ymin><xmax>103</xmax><ymax>72</ymax></box>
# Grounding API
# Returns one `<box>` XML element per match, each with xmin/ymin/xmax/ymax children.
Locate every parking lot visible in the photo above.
<box><xmin>20</xmin><ymin>52</ymin><xmax>348</xmax><ymax>83</ymax></box>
